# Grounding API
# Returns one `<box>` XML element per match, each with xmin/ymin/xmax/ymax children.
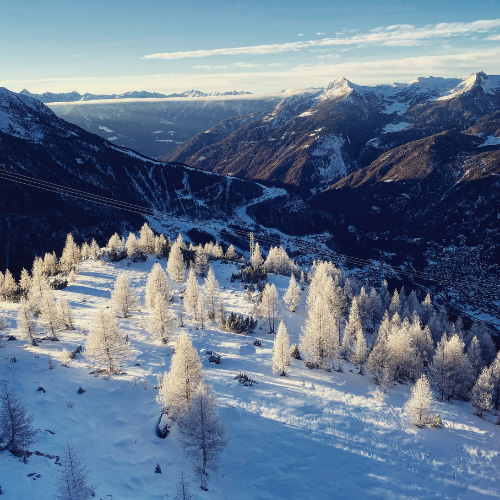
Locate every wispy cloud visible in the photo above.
<box><xmin>142</xmin><ymin>19</ymin><xmax>500</xmax><ymax>60</ymax></box>
<box><xmin>486</xmin><ymin>34</ymin><xmax>500</xmax><ymax>40</ymax></box>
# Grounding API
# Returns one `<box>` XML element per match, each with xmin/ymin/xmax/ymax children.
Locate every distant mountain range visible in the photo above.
<box><xmin>20</xmin><ymin>89</ymin><xmax>253</xmax><ymax>103</ymax></box>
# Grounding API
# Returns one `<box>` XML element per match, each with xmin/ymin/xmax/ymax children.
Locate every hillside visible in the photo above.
<box><xmin>1</xmin><ymin>252</ymin><xmax>499</xmax><ymax>499</ymax></box>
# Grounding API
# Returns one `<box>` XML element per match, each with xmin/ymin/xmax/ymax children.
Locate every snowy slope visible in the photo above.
<box><xmin>1</xmin><ymin>257</ymin><xmax>499</xmax><ymax>499</ymax></box>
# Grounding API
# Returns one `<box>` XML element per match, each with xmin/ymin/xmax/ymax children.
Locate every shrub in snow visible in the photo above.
<box><xmin>291</xmin><ymin>344</ymin><xmax>301</xmax><ymax>360</ymax></box>
<box><xmin>235</xmin><ymin>371</ymin><xmax>256</xmax><ymax>386</ymax></box>
<box><xmin>60</xmin><ymin>348</ymin><xmax>71</xmax><ymax>367</ymax></box>
<box><xmin>223</xmin><ymin>312</ymin><xmax>257</xmax><ymax>335</ymax></box>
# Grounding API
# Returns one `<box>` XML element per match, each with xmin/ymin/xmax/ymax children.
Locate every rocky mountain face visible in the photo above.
<box><xmin>47</xmin><ymin>95</ymin><xmax>281</xmax><ymax>159</ymax></box>
<box><xmin>0</xmin><ymin>88</ymin><xmax>295</xmax><ymax>275</ymax></box>
<box><xmin>166</xmin><ymin>72</ymin><xmax>500</xmax><ymax>194</ymax></box>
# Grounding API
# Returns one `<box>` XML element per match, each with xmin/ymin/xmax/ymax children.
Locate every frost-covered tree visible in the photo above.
<box><xmin>203</xmin><ymin>267</ymin><xmax>220</xmax><ymax>321</ymax></box>
<box><xmin>489</xmin><ymin>352</ymin><xmax>500</xmax><ymax>410</ymax></box>
<box><xmin>184</xmin><ymin>268</ymin><xmax>200</xmax><ymax>319</ymax></box>
<box><xmin>301</xmin><ymin>297</ymin><xmax>338</xmax><ymax>370</ymax></box>
<box><xmin>17</xmin><ymin>299</ymin><xmax>37</xmax><ymax>346</ymax></box>
<box><xmin>177</xmin><ymin>384</ymin><xmax>228</xmax><ymax>491</ymax></box>
<box><xmin>470</xmin><ymin>366</ymin><xmax>494</xmax><ymax>417</ymax></box>
<box><xmin>283</xmin><ymin>274</ymin><xmax>300</xmax><ymax>313</ymax></box>
<box><xmin>59</xmin><ymin>233</ymin><xmax>81</xmax><ymax>272</ymax></box>
<box><xmin>57</xmin><ymin>442</ymin><xmax>94</xmax><ymax>500</ymax></box>
<box><xmin>389</xmin><ymin>289</ymin><xmax>401</xmax><ymax>318</ymax></box>
<box><xmin>467</xmin><ymin>335</ymin><xmax>485</xmax><ymax>378</ymax></box>
<box><xmin>57</xmin><ymin>297</ymin><xmax>75</xmax><ymax>331</ymax></box>
<box><xmin>43</xmin><ymin>252</ymin><xmax>58</xmax><ymax>276</ymax></box>
<box><xmin>60</xmin><ymin>348</ymin><xmax>72</xmax><ymax>367</ymax></box>
<box><xmin>174</xmin><ymin>471</ymin><xmax>194</xmax><ymax>500</ymax></box>
<box><xmin>107</xmin><ymin>233</ymin><xmax>123</xmax><ymax>260</ymax></box>
<box><xmin>2</xmin><ymin>270</ymin><xmax>18</xmax><ymax>302</ymax></box>
<box><xmin>81</xmin><ymin>242</ymin><xmax>91</xmax><ymax>261</ymax></box>
<box><xmin>89</xmin><ymin>238</ymin><xmax>101</xmax><ymax>260</ymax></box>
<box><xmin>431</xmin><ymin>334</ymin><xmax>471</xmax><ymax>401</ymax></box>
<box><xmin>257</xmin><ymin>283</ymin><xmax>280</xmax><ymax>333</ymax></box>
<box><xmin>167</xmin><ymin>240</ymin><xmax>186</xmax><ymax>282</ymax></box>
<box><xmin>225</xmin><ymin>245</ymin><xmax>237</xmax><ymax>261</ymax></box>
<box><xmin>264</xmin><ymin>246</ymin><xmax>296</xmax><ymax>276</ymax></box>
<box><xmin>148</xmin><ymin>294</ymin><xmax>176</xmax><ymax>344</ymax></box>
<box><xmin>272</xmin><ymin>320</ymin><xmax>291</xmax><ymax>376</ymax></box>
<box><xmin>139</xmin><ymin>222</ymin><xmax>155</xmax><ymax>254</ymax></box>
<box><xmin>157</xmin><ymin>332</ymin><xmax>204</xmax><ymax>420</ymax></box>
<box><xmin>19</xmin><ymin>268</ymin><xmax>31</xmax><ymax>299</ymax></box>
<box><xmin>196</xmin><ymin>293</ymin><xmax>208</xmax><ymax>329</ymax></box>
<box><xmin>145</xmin><ymin>263</ymin><xmax>172</xmax><ymax>310</ymax></box>
<box><xmin>345</xmin><ymin>299</ymin><xmax>366</xmax><ymax>372</ymax></box>
<box><xmin>40</xmin><ymin>290</ymin><xmax>62</xmax><ymax>340</ymax></box>
<box><xmin>194</xmin><ymin>248</ymin><xmax>209</xmax><ymax>277</ymax></box>
<box><xmin>367</xmin><ymin>333</ymin><xmax>392</xmax><ymax>391</ymax></box>
<box><xmin>154</xmin><ymin>234</ymin><xmax>169</xmax><ymax>258</ymax></box>
<box><xmin>84</xmin><ymin>306</ymin><xmax>132</xmax><ymax>374</ymax></box>
<box><xmin>0</xmin><ymin>384</ymin><xmax>36</xmax><ymax>454</ymax></box>
<box><xmin>28</xmin><ymin>259</ymin><xmax>50</xmax><ymax>315</ymax></box>
<box><xmin>404</xmin><ymin>374</ymin><xmax>434</xmax><ymax>427</ymax></box>
<box><xmin>111</xmin><ymin>273</ymin><xmax>138</xmax><ymax>318</ymax></box>
<box><xmin>126</xmin><ymin>233</ymin><xmax>142</xmax><ymax>260</ymax></box>
<box><xmin>250</xmin><ymin>242</ymin><xmax>264</xmax><ymax>268</ymax></box>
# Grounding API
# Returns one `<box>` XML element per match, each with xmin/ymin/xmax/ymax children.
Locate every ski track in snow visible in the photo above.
<box><xmin>1</xmin><ymin>258</ymin><xmax>500</xmax><ymax>499</ymax></box>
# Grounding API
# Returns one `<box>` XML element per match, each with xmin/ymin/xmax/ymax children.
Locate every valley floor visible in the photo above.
<box><xmin>1</xmin><ymin>257</ymin><xmax>499</xmax><ymax>499</ymax></box>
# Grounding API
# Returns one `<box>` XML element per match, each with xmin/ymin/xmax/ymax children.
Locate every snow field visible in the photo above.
<box><xmin>1</xmin><ymin>257</ymin><xmax>500</xmax><ymax>499</ymax></box>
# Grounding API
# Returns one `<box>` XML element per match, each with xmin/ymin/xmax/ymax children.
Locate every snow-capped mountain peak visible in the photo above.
<box><xmin>319</xmin><ymin>77</ymin><xmax>355</xmax><ymax>100</ymax></box>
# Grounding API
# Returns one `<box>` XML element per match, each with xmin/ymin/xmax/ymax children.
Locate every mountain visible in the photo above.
<box><xmin>165</xmin><ymin>72</ymin><xmax>500</xmax><ymax>195</ymax></box>
<box><xmin>0</xmin><ymin>87</ymin><xmax>302</xmax><ymax>275</ymax></box>
<box><xmin>47</xmin><ymin>95</ymin><xmax>281</xmax><ymax>159</ymax></box>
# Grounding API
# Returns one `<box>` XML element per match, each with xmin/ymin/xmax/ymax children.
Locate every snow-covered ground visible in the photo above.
<box><xmin>1</xmin><ymin>257</ymin><xmax>500</xmax><ymax>499</ymax></box>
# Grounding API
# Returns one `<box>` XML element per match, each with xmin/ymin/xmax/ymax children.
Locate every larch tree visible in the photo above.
<box><xmin>184</xmin><ymin>268</ymin><xmax>200</xmax><ymax>319</ymax></box>
<box><xmin>2</xmin><ymin>270</ymin><xmax>18</xmax><ymax>302</ymax></box>
<box><xmin>56</xmin><ymin>442</ymin><xmax>95</xmax><ymax>500</ymax></box>
<box><xmin>40</xmin><ymin>290</ymin><xmax>62</xmax><ymax>340</ymax></box>
<box><xmin>19</xmin><ymin>268</ymin><xmax>31</xmax><ymax>298</ymax></box>
<box><xmin>470</xmin><ymin>366</ymin><xmax>494</xmax><ymax>417</ymax></box>
<box><xmin>148</xmin><ymin>294</ymin><xmax>176</xmax><ymax>344</ymax></box>
<box><xmin>404</xmin><ymin>374</ymin><xmax>434</xmax><ymax>427</ymax></box>
<box><xmin>283</xmin><ymin>274</ymin><xmax>300</xmax><ymax>313</ymax></box>
<box><xmin>59</xmin><ymin>233</ymin><xmax>81</xmax><ymax>272</ymax></box>
<box><xmin>17</xmin><ymin>298</ymin><xmax>38</xmax><ymax>346</ymax></box>
<box><xmin>111</xmin><ymin>273</ymin><xmax>138</xmax><ymax>318</ymax></box>
<box><xmin>139</xmin><ymin>222</ymin><xmax>155</xmax><ymax>254</ymax></box>
<box><xmin>196</xmin><ymin>293</ymin><xmax>208</xmax><ymax>329</ymax></box>
<box><xmin>346</xmin><ymin>299</ymin><xmax>367</xmax><ymax>373</ymax></box>
<box><xmin>174</xmin><ymin>471</ymin><xmax>195</xmax><ymax>500</ymax></box>
<box><xmin>225</xmin><ymin>245</ymin><xmax>237</xmax><ymax>261</ymax></box>
<box><xmin>258</xmin><ymin>283</ymin><xmax>280</xmax><ymax>333</ymax></box>
<box><xmin>89</xmin><ymin>238</ymin><xmax>101</xmax><ymax>260</ymax></box>
<box><xmin>250</xmin><ymin>242</ymin><xmax>264</xmax><ymax>268</ymax></box>
<box><xmin>0</xmin><ymin>384</ymin><xmax>37</xmax><ymax>454</ymax></box>
<box><xmin>156</xmin><ymin>331</ymin><xmax>204</xmax><ymax>421</ymax></box>
<box><xmin>107</xmin><ymin>233</ymin><xmax>123</xmax><ymax>260</ymax></box>
<box><xmin>43</xmin><ymin>252</ymin><xmax>58</xmax><ymax>276</ymax></box>
<box><xmin>167</xmin><ymin>240</ymin><xmax>186</xmax><ymax>282</ymax></box>
<box><xmin>272</xmin><ymin>320</ymin><xmax>291</xmax><ymax>376</ymax></box>
<box><xmin>301</xmin><ymin>296</ymin><xmax>338</xmax><ymax>370</ymax></box>
<box><xmin>177</xmin><ymin>384</ymin><xmax>228</xmax><ymax>491</ymax></box>
<box><xmin>145</xmin><ymin>262</ymin><xmax>172</xmax><ymax>310</ymax></box>
<box><xmin>467</xmin><ymin>335</ymin><xmax>485</xmax><ymax>378</ymax></box>
<box><xmin>84</xmin><ymin>306</ymin><xmax>132</xmax><ymax>374</ymax></box>
<box><xmin>126</xmin><ymin>233</ymin><xmax>142</xmax><ymax>260</ymax></box>
<box><xmin>203</xmin><ymin>266</ymin><xmax>220</xmax><ymax>321</ymax></box>
<box><xmin>194</xmin><ymin>248</ymin><xmax>209</xmax><ymax>277</ymax></box>
<box><xmin>57</xmin><ymin>297</ymin><xmax>75</xmax><ymax>331</ymax></box>
<box><xmin>154</xmin><ymin>234</ymin><xmax>169</xmax><ymax>258</ymax></box>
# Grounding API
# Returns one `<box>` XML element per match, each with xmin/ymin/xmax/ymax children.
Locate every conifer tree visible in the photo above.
<box><xmin>404</xmin><ymin>374</ymin><xmax>434</xmax><ymax>427</ymax></box>
<box><xmin>467</xmin><ymin>335</ymin><xmax>485</xmax><ymax>378</ymax></box>
<box><xmin>80</xmin><ymin>242</ymin><xmax>91</xmax><ymax>261</ymax></box>
<box><xmin>389</xmin><ymin>289</ymin><xmax>401</xmax><ymax>317</ymax></box>
<box><xmin>250</xmin><ymin>242</ymin><xmax>264</xmax><ymax>268</ymax></box>
<box><xmin>301</xmin><ymin>296</ymin><xmax>338</xmax><ymax>370</ymax></box>
<box><xmin>283</xmin><ymin>274</ymin><xmax>300</xmax><ymax>313</ymax></box>
<box><xmin>28</xmin><ymin>258</ymin><xmax>50</xmax><ymax>315</ymax></box>
<box><xmin>89</xmin><ymin>238</ymin><xmax>101</xmax><ymax>260</ymax></box>
<box><xmin>157</xmin><ymin>332</ymin><xmax>204</xmax><ymax>420</ymax></box>
<box><xmin>177</xmin><ymin>384</ymin><xmax>228</xmax><ymax>491</ymax></box>
<box><xmin>470</xmin><ymin>366</ymin><xmax>494</xmax><ymax>417</ymax></box>
<box><xmin>17</xmin><ymin>298</ymin><xmax>38</xmax><ymax>346</ymax></box>
<box><xmin>345</xmin><ymin>299</ymin><xmax>365</xmax><ymax>370</ymax></box>
<box><xmin>184</xmin><ymin>268</ymin><xmax>200</xmax><ymax>319</ymax></box>
<box><xmin>225</xmin><ymin>245</ymin><xmax>237</xmax><ymax>261</ymax></box>
<box><xmin>40</xmin><ymin>290</ymin><xmax>62</xmax><ymax>340</ymax></box>
<box><xmin>111</xmin><ymin>273</ymin><xmax>138</xmax><ymax>318</ymax></box>
<box><xmin>43</xmin><ymin>252</ymin><xmax>58</xmax><ymax>276</ymax></box>
<box><xmin>203</xmin><ymin>267</ymin><xmax>220</xmax><ymax>321</ymax></box>
<box><xmin>139</xmin><ymin>222</ymin><xmax>155</xmax><ymax>254</ymax></box>
<box><xmin>126</xmin><ymin>233</ymin><xmax>142</xmax><ymax>260</ymax></box>
<box><xmin>154</xmin><ymin>234</ymin><xmax>169</xmax><ymax>258</ymax></box>
<box><xmin>107</xmin><ymin>233</ymin><xmax>123</xmax><ymax>260</ymax></box>
<box><xmin>196</xmin><ymin>293</ymin><xmax>208</xmax><ymax>329</ymax></box>
<box><xmin>174</xmin><ymin>471</ymin><xmax>194</xmax><ymax>500</ymax></box>
<box><xmin>257</xmin><ymin>283</ymin><xmax>280</xmax><ymax>333</ymax></box>
<box><xmin>194</xmin><ymin>247</ymin><xmax>209</xmax><ymax>277</ymax></box>
<box><xmin>60</xmin><ymin>233</ymin><xmax>81</xmax><ymax>272</ymax></box>
<box><xmin>1</xmin><ymin>270</ymin><xmax>17</xmax><ymax>302</ymax></box>
<box><xmin>0</xmin><ymin>384</ymin><xmax>37</xmax><ymax>454</ymax></box>
<box><xmin>489</xmin><ymin>352</ymin><xmax>500</xmax><ymax>410</ymax></box>
<box><xmin>272</xmin><ymin>321</ymin><xmax>291</xmax><ymax>376</ymax></box>
<box><xmin>148</xmin><ymin>294</ymin><xmax>176</xmax><ymax>344</ymax></box>
<box><xmin>145</xmin><ymin>263</ymin><xmax>172</xmax><ymax>310</ymax></box>
<box><xmin>19</xmin><ymin>268</ymin><xmax>31</xmax><ymax>299</ymax></box>
<box><xmin>84</xmin><ymin>306</ymin><xmax>132</xmax><ymax>374</ymax></box>
<box><xmin>56</xmin><ymin>442</ymin><xmax>94</xmax><ymax>500</ymax></box>
<box><xmin>57</xmin><ymin>297</ymin><xmax>75</xmax><ymax>330</ymax></box>
<box><xmin>167</xmin><ymin>240</ymin><xmax>186</xmax><ymax>282</ymax></box>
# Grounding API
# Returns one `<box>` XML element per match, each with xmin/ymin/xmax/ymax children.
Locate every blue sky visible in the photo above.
<box><xmin>1</xmin><ymin>0</ymin><xmax>500</xmax><ymax>94</ymax></box>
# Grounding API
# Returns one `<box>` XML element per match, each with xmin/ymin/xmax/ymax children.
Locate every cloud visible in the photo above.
<box><xmin>142</xmin><ymin>19</ymin><xmax>500</xmax><ymax>60</ymax></box>
<box><xmin>191</xmin><ymin>64</ymin><xmax>228</xmax><ymax>70</ymax></box>
<box><xmin>316</xmin><ymin>32</ymin><xmax>326</xmax><ymax>35</ymax></box>
<box><xmin>486</xmin><ymin>34</ymin><xmax>500</xmax><ymax>40</ymax></box>
<box><xmin>297</xmin><ymin>34</ymin><xmax>304</xmax><ymax>37</ymax></box>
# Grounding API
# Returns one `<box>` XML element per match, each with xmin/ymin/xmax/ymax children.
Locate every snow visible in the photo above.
<box><xmin>479</xmin><ymin>135</ymin><xmax>500</xmax><ymax>147</ymax></box>
<box><xmin>382</xmin><ymin>122</ymin><xmax>410</xmax><ymax>133</ymax></box>
<box><xmin>98</xmin><ymin>125</ymin><xmax>114</xmax><ymax>133</ymax></box>
<box><xmin>311</xmin><ymin>135</ymin><xmax>347</xmax><ymax>190</ymax></box>
<box><xmin>2</xmin><ymin>257</ymin><xmax>500</xmax><ymax>499</ymax></box>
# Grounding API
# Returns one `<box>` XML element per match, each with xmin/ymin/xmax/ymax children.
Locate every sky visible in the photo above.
<box><xmin>1</xmin><ymin>0</ymin><xmax>500</xmax><ymax>94</ymax></box>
